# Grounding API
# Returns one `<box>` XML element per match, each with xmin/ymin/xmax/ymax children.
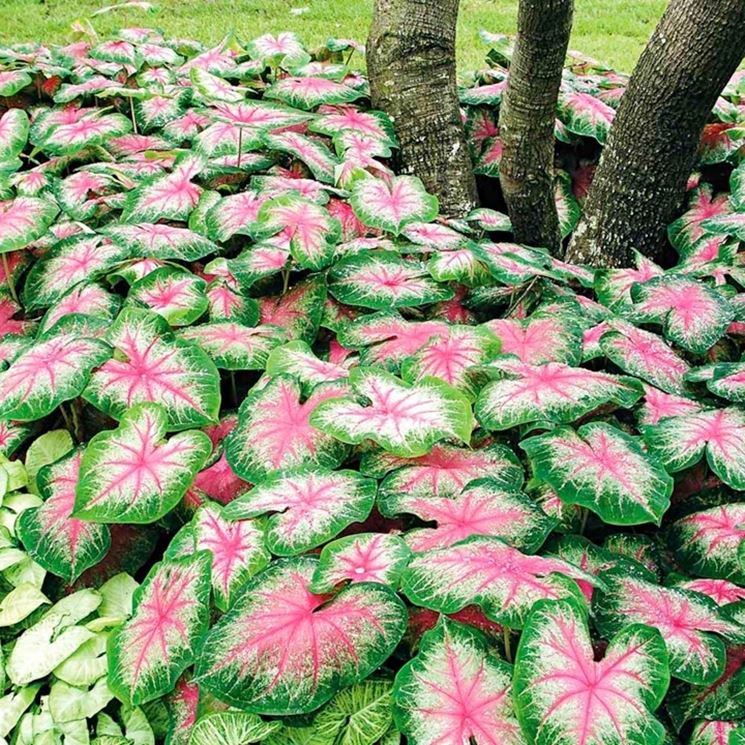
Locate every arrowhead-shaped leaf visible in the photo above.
<box><xmin>310</xmin><ymin>368</ymin><xmax>474</xmax><ymax>457</ymax></box>
<box><xmin>514</xmin><ymin>598</ymin><xmax>668</xmax><ymax>745</ymax></box>
<box><xmin>521</xmin><ymin>423</ymin><xmax>673</xmax><ymax>526</ymax></box>
<box><xmin>74</xmin><ymin>403</ymin><xmax>211</xmax><ymax>523</ymax></box>
<box><xmin>196</xmin><ymin>556</ymin><xmax>408</xmax><ymax>714</ymax></box>
<box><xmin>108</xmin><ymin>552</ymin><xmax>211</xmax><ymax>706</ymax></box>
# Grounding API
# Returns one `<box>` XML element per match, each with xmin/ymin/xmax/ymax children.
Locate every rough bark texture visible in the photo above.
<box><xmin>566</xmin><ymin>0</ymin><xmax>745</xmax><ymax>268</ymax></box>
<box><xmin>367</xmin><ymin>0</ymin><xmax>479</xmax><ymax>217</ymax></box>
<box><xmin>499</xmin><ymin>0</ymin><xmax>573</xmax><ymax>254</ymax></box>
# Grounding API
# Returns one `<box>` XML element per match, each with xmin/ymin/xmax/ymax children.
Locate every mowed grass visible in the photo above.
<box><xmin>0</xmin><ymin>0</ymin><xmax>667</xmax><ymax>73</ymax></box>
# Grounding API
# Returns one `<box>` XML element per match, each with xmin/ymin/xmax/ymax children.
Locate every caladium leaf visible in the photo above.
<box><xmin>393</xmin><ymin>618</ymin><xmax>523</xmax><ymax>745</ymax></box>
<box><xmin>487</xmin><ymin>311</ymin><xmax>584</xmax><ymax>365</ymax></box>
<box><xmin>41</xmin><ymin>282</ymin><xmax>121</xmax><ymax>335</ymax></box>
<box><xmin>0</xmin><ymin>196</ymin><xmax>59</xmax><ymax>254</ymax></box>
<box><xmin>688</xmin><ymin>720</ymin><xmax>740</xmax><ymax>745</ymax></box>
<box><xmin>311</xmin><ymin>107</ymin><xmax>397</xmax><ymax>148</ymax></box>
<box><xmin>477</xmin><ymin>359</ymin><xmax>641</xmax><ymax>431</ymax></box>
<box><xmin>595</xmin><ymin>252</ymin><xmax>665</xmax><ymax>310</ymax></box>
<box><xmin>179</xmin><ymin>322</ymin><xmax>285</xmax><ymax>370</ymax></box>
<box><xmin>17</xmin><ymin>449</ymin><xmax>110</xmax><ymax>584</ymax></box>
<box><xmin>400</xmin><ymin>325</ymin><xmax>501</xmax><ymax>397</ymax></box>
<box><xmin>701</xmin><ymin>211</ymin><xmax>745</xmax><ymax>242</ymax></box>
<box><xmin>23</xmin><ymin>234</ymin><xmax>131</xmax><ymax>311</ymax></box>
<box><xmin>74</xmin><ymin>403</ymin><xmax>211</xmax><ymax>523</ymax></box>
<box><xmin>265</xmin><ymin>75</ymin><xmax>363</xmax><ymax>110</ymax></box>
<box><xmin>265</xmin><ymin>340</ymin><xmax>350</xmax><ymax>390</ymax></box>
<box><xmin>225</xmin><ymin>376</ymin><xmax>349</xmax><ymax>482</ymax></box>
<box><xmin>380</xmin><ymin>478</ymin><xmax>554</xmax><ymax>553</ymax></box>
<box><xmin>108</xmin><ymin>552</ymin><xmax>211</xmax><ymax>706</ymax></box>
<box><xmin>600</xmin><ymin>321</ymin><xmax>691</xmax><ymax>395</ymax></box>
<box><xmin>0</xmin><ymin>419</ymin><xmax>32</xmax><ymax>457</ymax></box>
<box><xmin>38</xmin><ymin>112</ymin><xmax>131</xmax><ymax>155</ymax></box>
<box><xmin>594</xmin><ymin>571</ymin><xmax>743</xmax><ymax>685</ymax></box>
<box><xmin>253</xmin><ymin>196</ymin><xmax>341</xmax><ymax>270</ymax></box>
<box><xmin>310</xmin><ymin>533</ymin><xmax>412</xmax><ymax>593</ymax></box>
<box><xmin>121</xmin><ymin>156</ymin><xmax>203</xmax><ymax>224</ymax></box>
<box><xmin>637</xmin><ymin>384</ymin><xmax>704</xmax><ymax>426</ymax></box>
<box><xmin>190</xmin><ymin>504</ymin><xmax>269</xmax><ymax>611</ymax></box>
<box><xmin>127</xmin><ymin>267</ymin><xmax>207</xmax><ymax>327</ymax></box>
<box><xmin>83</xmin><ymin>308</ymin><xmax>221</xmax><ymax>431</ymax></box>
<box><xmin>329</xmin><ymin>252</ymin><xmax>454</xmax><ymax>310</ymax></box>
<box><xmin>669</xmin><ymin>504</ymin><xmax>745</xmax><ymax>583</ymax></box>
<box><xmin>401</xmin><ymin>535</ymin><xmax>593</xmax><ymax>629</ymax></box>
<box><xmin>642</xmin><ymin>407</ymin><xmax>745</xmax><ymax>490</ymax></box>
<box><xmin>558</xmin><ymin>90</ymin><xmax>616</xmax><ymax>143</ymax></box>
<box><xmin>258</xmin><ymin>275</ymin><xmax>327</xmax><ymax>344</ymax></box>
<box><xmin>224</xmin><ymin>468</ymin><xmax>376</xmax><ymax>556</ymax></box>
<box><xmin>630</xmin><ymin>276</ymin><xmax>735</xmax><ymax>354</ymax></box>
<box><xmin>135</xmin><ymin>89</ymin><xmax>191</xmax><ymax>132</ymax></box>
<box><xmin>350</xmin><ymin>175</ymin><xmax>438</xmax><ymax>235</ymax></box>
<box><xmin>204</xmin><ymin>190</ymin><xmax>267</xmax><ymax>242</ymax></box>
<box><xmin>337</xmin><ymin>312</ymin><xmax>449</xmax><ymax>369</ymax></box>
<box><xmin>104</xmin><ymin>223</ymin><xmax>219</xmax><ymax>262</ymax></box>
<box><xmin>694</xmin><ymin>361</ymin><xmax>745</xmax><ymax>403</ymax></box>
<box><xmin>514</xmin><ymin>598</ymin><xmax>669</xmax><ymax>745</ymax></box>
<box><xmin>373</xmin><ymin>442</ymin><xmax>524</xmax><ymax>500</ymax></box>
<box><xmin>196</xmin><ymin>556</ymin><xmax>407</xmax><ymax>714</ymax></box>
<box><xmin>0</xmin><ymin>70</ymin><xmax>32</xmax><ymax>96</ymax></box>
<box><xmin>263</xmin><ymin>131</ymin><xmax>339</xmax><ymax>184</ymax></box>
<box><xmin>0</xmin><ymin>331</ymin><xmax>111</xmax><ymax>421</ymax></box>
<box><xmin>0</xmin><ymin>109</ymin><xmax>29</xmax><ymax>161</ymax></box>
<box><xmin>521</xmin><ymin>422</ymin><xmax>673</xmax><ymax>526</ymax></box>
<box><xmin>311</xmin><ymin>368</ymin><xmax>474</xmax><ymax>458</ymax></box>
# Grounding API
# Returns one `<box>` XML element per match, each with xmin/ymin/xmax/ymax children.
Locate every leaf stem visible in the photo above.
<box><xmin>237</xmin><ymin>126</ymin><xmax>242</xmax><ymax>169</ymax></box>
<box><xmin>229</xmin><ymin>371</ymin><xmax>239</xmax><ymax>408</ymax></box>
<box><xmin>1</xmin><ymin>253</ymin><xmax>19</xmax><ymax>306</ymax></box>
<box><xmin>503</xmin><ymin>626</ymin><xmax>512</xmax><ymax>663</ymax></box>
<box><xmin>580</xmin><ymin>507</ymin><xmax>589</xmax><ymax>536</ymax></box>
<box><xmin>281</xmin><ymin>267</ymin><xmax>290</xmax><ymax>294</ymax></box>
<box><xmin>129</xmin><ymin>96</ymin><xmax>138</xmax><ymax>134</ymax></box>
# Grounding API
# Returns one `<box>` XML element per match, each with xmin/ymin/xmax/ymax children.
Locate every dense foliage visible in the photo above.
<box><xmin>0</xmin><ymin>19</ymin><xmax>745</xmax><ymax>745</ymax></box>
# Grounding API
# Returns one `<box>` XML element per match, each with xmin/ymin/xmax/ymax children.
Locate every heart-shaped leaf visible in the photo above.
<box><xmin>0</xmin><ymin>196</ymin><xmax>59</xmax><ymax>254</ymax></box>
<box><xmin>83</xmin><ymin>308</ymin><xmax>221</xmax><ymax>431</ymax></box>
<box><xmin>179</xmin><ymin>322</ymin><xmax>285</xmax><ymax>370</ymax></box>
<box><xmin>196</xmin><ymin>556</ymin><xmax>407</xmax><ymax>714</ymax></box>
<box><xmin>224</xmin><ymin>468</ymin><xmax>376</xmax><ymax>556</ymax></box>
<box><xmin>74</xmin><ymin>403</ymin><xmax>211</xmax><ymax>523</ymax></box>
<box><xmin>521</xmin><ymin>423</ymin><xmax>673</xmax><ymax>526</ymax></box>
<box><xmin>0</xmin><ymin>109</ymin><xmax>29</xmax><ymax>161</ymax></box>
<box><xmin>310</xmin><ymin>368</ymin><xmax>474</xmax><ymax>458</ymax></box>
<box><xmin>393</xmin><ymin>618</ymin><xmax>523</xmax><ymax>745</ymax></box>
<box><xmin>108</xmin><ymin>552</ymin><xmax>211</xmax><ymax>706</ymax></box>
<box><xmin>18</xmin><ymin>449</ymin><xmax>110</xmax><ymax>584</ymax></box>
<box><xmin>514</xmin><ymin>598</ymin><xmax>668</xmax><ymax>745</ymax></box>
<box><xmin>401</xmin><ymin>535</ymin><xmax>593</xmax><ymax>629</ymax></box>
<box><xmin>127</xmin><ymin>267</ymin><xmax>208</xmax><ymax>327</ymax></box>
<box><xmin>104</xmin><ymin>223</ymin><xmax>219</xmax><ymax>262</ymax></box>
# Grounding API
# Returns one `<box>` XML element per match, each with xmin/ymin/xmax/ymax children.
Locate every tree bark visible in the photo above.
<box><xmin>566</xmin><ymin>0</ymin><xmax>745</xmax><ymax>267</ymax></box>
<box><xmin>499</xmin><ymin>0</ymin><xmax>573</xmax><ymax>254</ymax></box>
<box><xmin>367</xmin><ymin>0</ymin><xmax>479</xmax><ymax>217</ymax></box>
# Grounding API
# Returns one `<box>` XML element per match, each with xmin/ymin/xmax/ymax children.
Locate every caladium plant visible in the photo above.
<box><xmin>1</xmin><ymin>25</ymin><xmax>745</xmax><ymax>745</ymax></box>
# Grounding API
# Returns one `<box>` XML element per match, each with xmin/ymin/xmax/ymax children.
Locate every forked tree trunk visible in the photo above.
<box><xmin>499</xmin><ymin>0</ymin><xmax>574</xmax><ymax>254</ymax></box>
<box><xmin>566</xmin><ymin>0</ymin><xmax>745</xmax><ymax>267</ymax></box>
<box><xmin>367</xmin><ymin>0</ymin><xmax>479</xmax><ymax>217</ymax></box>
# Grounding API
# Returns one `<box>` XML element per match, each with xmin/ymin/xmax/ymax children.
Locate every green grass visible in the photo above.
<box><xmin>0</xmin><ymin>0</ymin><xmax>667</xmax><ymax>73</ymax></box>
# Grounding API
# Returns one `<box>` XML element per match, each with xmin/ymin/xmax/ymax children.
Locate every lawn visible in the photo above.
<box><xmin>0</xmin><ymin>0</ymin><xmax>667</xmax><ymax>73</ymax></box>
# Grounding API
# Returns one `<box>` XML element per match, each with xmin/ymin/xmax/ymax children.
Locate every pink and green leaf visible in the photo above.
<box><xmin>104</xmin><ymin>223</ymin><xmax>219</xmax><ymax>262</ymax></box>
<box><xmin>521</xmin><ymin>422</ymin><xmax>673</xmax><ymax>526</ymax></box>
<box><xmin>393</xmin><ymin>618</ymin><xmax>523</xmax><ymax>745</ymax></box>
<box><xmin>83</xmin><ymin>308</ymin><xmax>222</xmax><ymax>430</ymax></box>
<box><xmin>127</xmin><ymin>267</ymin><xmax>208</xmax><ymax>327</ymax></box>
<box><xmin>514</xmin><ymin>598</ymin><xmax>668</xmax><ymax>745</ymax></box>
<box><xmin>196</xmin><ymin>556</ymin><xmax>407</xmax><ymax>714</ymax></box>
<box><xmin>0</xmin><ymin>196</ymin><xmax>59</xmax><ymax>254</ymax></box>
<box><xmin>17</xmin><ymin>449</ymin><xmax>111</xmax><ymax>584</ymax></box>
<box><xmin>74</xmin><ymin>402</ymin><xmax>211</xmax><ymax>523</ymax></box>
<box><xmin>224</xmin><ymin>468</ymin><xmax>376</xmax><ymax>556</ymax></box>
<box><xmin>0</xmin><ymin>109</ymin><xmax>29</xmax><ymax>161</ymax></box>
<box><xmin>265</xmin><ymin>75</ymin><xmax>363</xmax><ymax>110</ymax></box>
<box><xmin>108</xmin><ymin>552</ymin><xmax>211</xmax><ymax>705</ymax></box>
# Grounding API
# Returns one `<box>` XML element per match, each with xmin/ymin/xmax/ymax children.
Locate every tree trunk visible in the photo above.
<box><xmin>367</xmin><ymin>0</ymin><xmax>479</xmax><ymax>217</ymax></box>
<box><xmin>499</xmin><ymin>0</ymin><xmax>573</xmax><ymax>254</ymax></box>
<box><xmin>566</xmin><ymin>0</ymin><xmax>745</xmax><ymax>267</ymax></box>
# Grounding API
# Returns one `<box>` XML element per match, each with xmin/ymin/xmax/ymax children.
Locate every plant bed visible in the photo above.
<box><xmin>0</xmin><ymin>24</ymin><xmax>744</xmax><ymax>745</ymax></box>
